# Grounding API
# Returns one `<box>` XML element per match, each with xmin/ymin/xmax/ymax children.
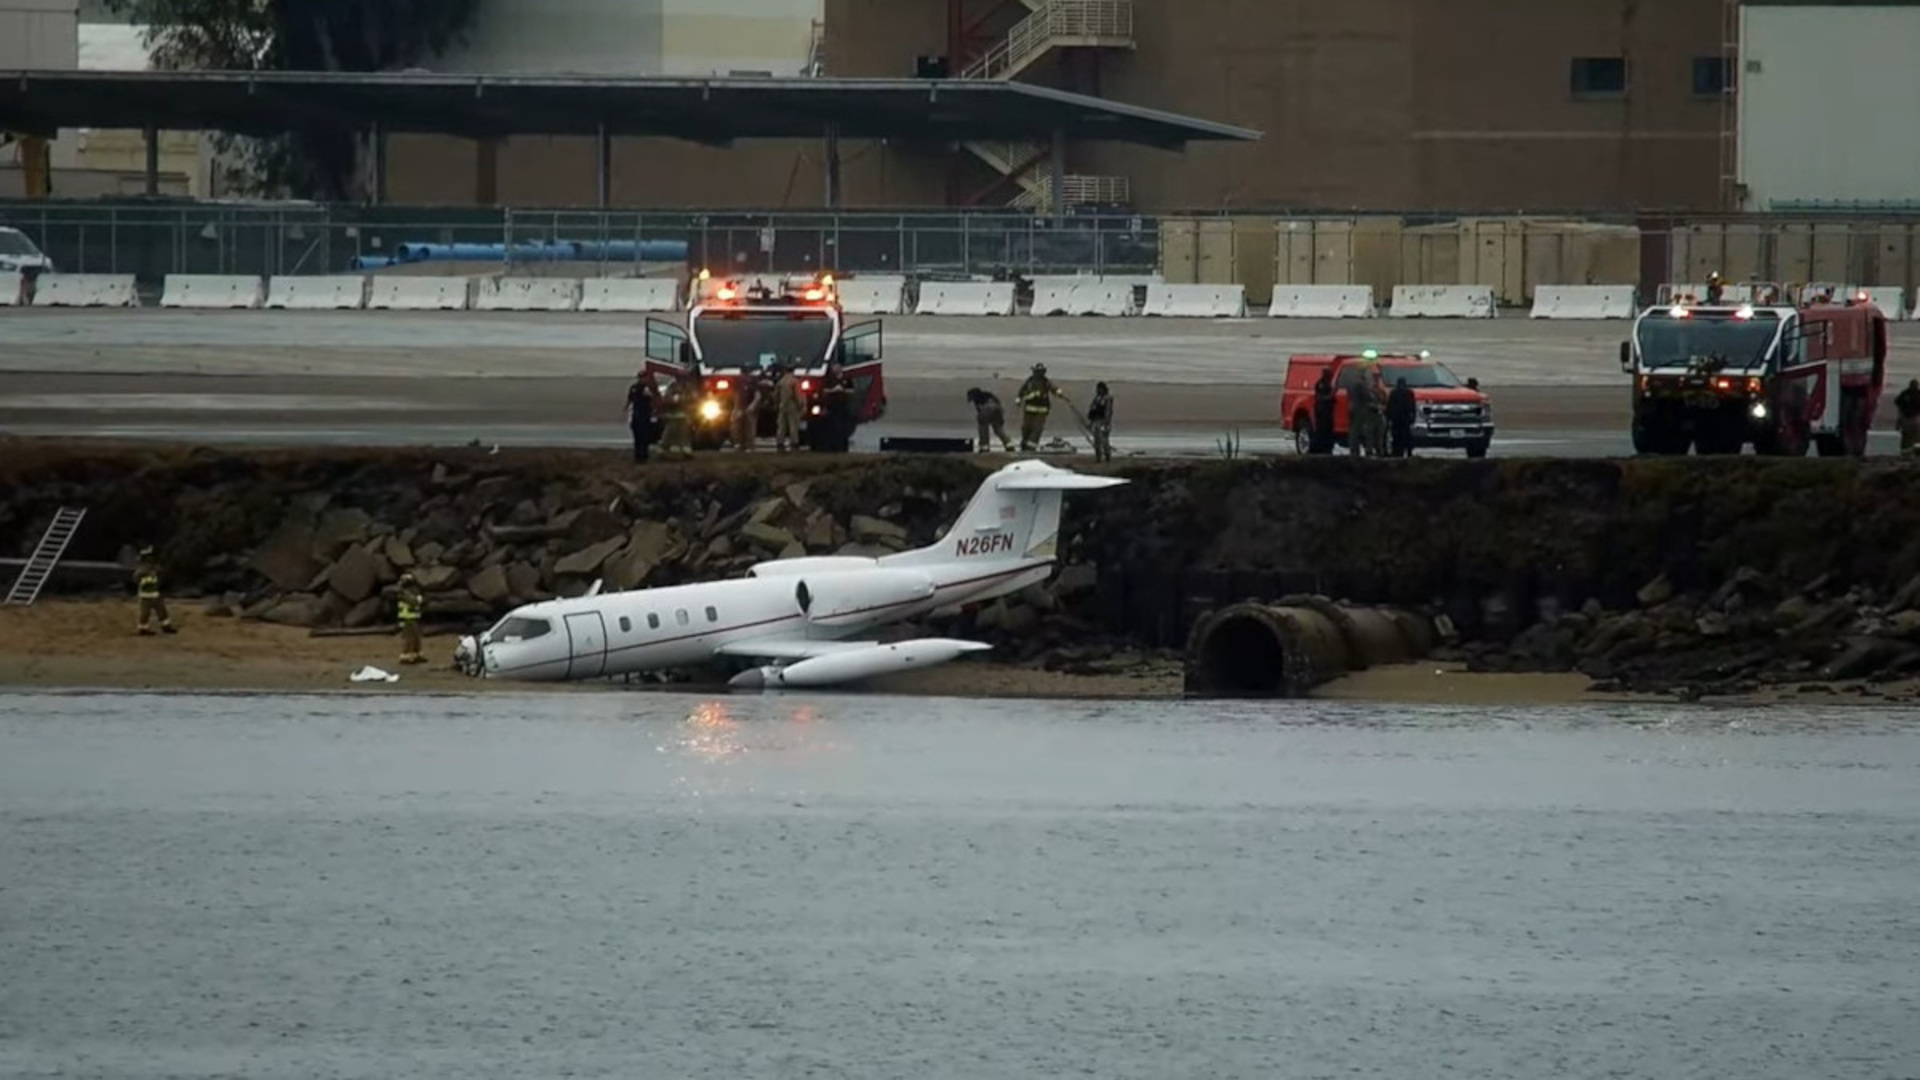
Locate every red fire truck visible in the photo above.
<box><xmin>1619</xmin><ymin>295</ymin><xmax>1888</xmax><ymax>456</ymax></box>
<box><xmin>643</xmin><ymin>271</ymin><xmax>886</xmax><ymax>450</ymax></box>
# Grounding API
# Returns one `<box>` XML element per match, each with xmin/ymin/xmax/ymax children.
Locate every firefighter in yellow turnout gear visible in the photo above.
<box><xmin>396</xmin><ymin>573</ymin><xmax>426</xmax><ymax>665</ymax></box>
<box><xmin>1015</xmin><ymin>363</ymin><xmax>1067</xmax><ymax>451</ymax></box>
<box><xmin>133</xmin><ymin>547</ymin><xmax>177</xmax><ymax>636</ymax></box>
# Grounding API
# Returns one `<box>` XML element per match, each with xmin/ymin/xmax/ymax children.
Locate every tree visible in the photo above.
<box><xmin>104</xmin><ymin>0</ymin><xmax>481</xmax><ymax>199</ymax></box>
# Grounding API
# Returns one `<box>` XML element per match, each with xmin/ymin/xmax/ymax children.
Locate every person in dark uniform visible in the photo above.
<box><xmin>1386</xmin><ymin>376</ymin><xmax>1418</xmax><ymax>458</ymax></box>
<box><xmin>1086</xmin><ymin>381</ymin><xmax>1115</xmax><ymax>463</ymax></box>
<box><xmin>819</xmin><ymin>362</ymin><xmax>852</xmax><ymax>452</ymax></box>
<box><xmin>730</xmin><ymin>368</ymin><xmax>762</xmax><ymax>451</ymax></box>
<box><xmin>1310</xmin><ymin>368</ymin><xmax>1337</xmax><ymax>454</ymax></box>
<box><xmin>966</xmin><ymin>387</ymin><xmax>1014</xmax><ymax>452</ymax></box>
<box><xmin>1897</xmin><ymin>378</ymin><xmax>1920</xmax><ymax>455</ymax></box>
<box><xmin>624</xmin><ymin>369</ymin><xmax>655</xmax><ymax>463</ymax></box>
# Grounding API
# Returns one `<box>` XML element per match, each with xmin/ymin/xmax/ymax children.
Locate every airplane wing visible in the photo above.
<box><xmin>718</xmin><ymin>636</ymin><xmax>994</xmax><ymax>689</ymax></box>
<box><xmin>712</xmin><ymin>639</ymin><xmax>881</xmax><ymax>661</ymax></box>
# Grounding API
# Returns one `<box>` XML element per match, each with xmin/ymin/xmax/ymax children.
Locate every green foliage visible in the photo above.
<box><xmin>102</xmin><ymin>0</ymin><xmax>481</xmax><ymax>198</ymax></box>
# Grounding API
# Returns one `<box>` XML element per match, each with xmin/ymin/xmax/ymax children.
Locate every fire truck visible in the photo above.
<box><xmin>642</xmin><ymin>270</ymin><xmax>886</xmax><ymax>450</ymax></box>
<box><xmin>1618</xmin><ymin>294</ymin><xmax>1888</xmax><ymax>456</ymax></box>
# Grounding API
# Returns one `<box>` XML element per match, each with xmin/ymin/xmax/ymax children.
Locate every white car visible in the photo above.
<box><xmin>0</xmin><ymin>226</ymin><xmax>56</xmax><ymax>276</ymax></box>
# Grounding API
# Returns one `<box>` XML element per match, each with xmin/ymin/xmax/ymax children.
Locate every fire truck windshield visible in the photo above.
<box><xmin>691</xmin><ymin>310</ymin><xmax>834</xmax><ymax>371</ymax></box>
<box><xmin>1635</xmin><ymin>313</ymin><xmax>1780</xmax><ymax>370</ymax></box>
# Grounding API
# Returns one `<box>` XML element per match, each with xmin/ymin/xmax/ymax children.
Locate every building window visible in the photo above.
<box><xmin>619</xmin><ymin>616</ymin><xmax>631</xmax><ymax>633</ymax></box>
<box><xmin>705</xmin><ymin>606</ymin><xmax>718</xmax><ymax>623</ymax></box>
<box><xmin>1570</xmin><ymin>57</ymin><xmax>1627</xmax><ymax>97</ymax></box>
<box><xmin>676</xmin><ymin>609</ymin><xmax>689</xmax><ymax>626</ymax></box>
<box><xmin>1692</xmin><ymin>56</ymin><xmax>1731</xmax><ymax>96</ymax></box>
<box><xmin>648</xmin><ymin>613</ymin><xmax>660</xmax><ymax>630</ymax></box>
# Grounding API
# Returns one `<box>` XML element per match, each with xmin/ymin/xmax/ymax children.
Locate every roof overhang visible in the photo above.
<box><xmin>0</xmin><ymin>70</ymin><xmax>1261</xmax><ymax>150</ymax></box>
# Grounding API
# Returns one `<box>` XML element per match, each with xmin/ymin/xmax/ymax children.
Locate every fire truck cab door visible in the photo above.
<box><xmin>840</xmin><ymin>320</ymin><xmax>887</xmax><ymax>421</ymax></box>
<box><xmin>643</xmin><ymin>317</ymin><xmax>692</xmax><ymax>382</ymax></box>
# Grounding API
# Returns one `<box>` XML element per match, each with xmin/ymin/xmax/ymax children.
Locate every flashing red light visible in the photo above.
<box><xmin>1713</xmin><ymin>377</ymin><xmax>1734</xmax><ymax>390</ymax></box>
<box><xmin>803</xmin><ymin>288</ymin><xmax>825</xmax><ymax>301</ymax></box>
<box><xmin>716</xmin><ymin>286</ymin><xmax>737</xmax><ymax>301</ymax></box>
<box><xmin>800</xmin><ymin>379</ymin><xmax>813</xmax><ymax>391</ymax></box>
<box><xmin>715</xmin><ymin>378</ymin><xmax>731</xmax><ymax>390</ymax></box>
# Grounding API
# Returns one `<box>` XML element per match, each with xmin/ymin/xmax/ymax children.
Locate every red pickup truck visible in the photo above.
<box><xmin>1280</xmin><ymin>351</ymin><xmax>1494</xmax><ymax>457</ymax></box>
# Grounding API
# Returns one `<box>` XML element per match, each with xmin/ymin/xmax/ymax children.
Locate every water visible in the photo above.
<box><xmin>4</xmin><ymin>692</ymin><xmax>1919</xmax><ymax>1080</ymax></box>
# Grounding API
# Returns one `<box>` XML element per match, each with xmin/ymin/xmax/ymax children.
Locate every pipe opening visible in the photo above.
<box><xmin>1196</xmin><ymin>613</ymin><xmax>1288</xmax><ymax>695</ymax></box>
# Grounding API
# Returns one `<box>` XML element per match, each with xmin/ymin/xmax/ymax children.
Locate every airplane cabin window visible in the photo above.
<box><xmin>619</xmin><ymin>616</ymin><xmax>632</xmax><ymax>633</ymax></box>
<box><xmin>648</xmin><ymin>613</ymin><xmax>660</xmax><ymax>630</ymax></box>
<box><xmin>676</xmin><ymin>609</ymin><xmax>690</xmax><ymax>626</ymax></box>
<box><xmin>705</xmin><ymin>606</ymin><xmax>718</xmax><ymax>623</ymax></box>
<box><xmin>494</xmin><ymin>617</ymin><xmax>551</xmax><ymax>641</ymax></box>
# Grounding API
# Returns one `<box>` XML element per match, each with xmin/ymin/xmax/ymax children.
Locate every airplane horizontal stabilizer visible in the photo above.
<box><xmin>996</xmin><ymin>473</ymin><xmax>1129</xmax><ymax>492</ymax></box>
<box><xmin>727</xmin><ymin>637</ymin><xmax>992</xmax><ymax>690</ymax></box>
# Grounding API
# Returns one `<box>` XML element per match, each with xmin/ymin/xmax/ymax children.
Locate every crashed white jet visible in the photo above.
<box><xmin>454</xmin><ymin>459</ymin><xmax>1127</xmax><ymax>689</ymax></box>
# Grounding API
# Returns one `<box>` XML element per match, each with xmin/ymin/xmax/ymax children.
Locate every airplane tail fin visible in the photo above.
<box><xmin>879</xmin><ymin>460</ymin><xmax>1126</xmax><ymax>571</ymax></box>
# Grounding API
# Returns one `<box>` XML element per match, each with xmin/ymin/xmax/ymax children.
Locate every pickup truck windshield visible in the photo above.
<box><xmin>1635</xmin><ymin>313</ymin><xmax>1780</xmax><ymax>369</ymax></box>
<box><xmin>692</xmin><ymin>311</ymin><xmax>834</xmax><ymax>370</ymax></box>
<box><xmin>1379</xmin><ymin>363</ymin><xmax>1463</xmax><ymax>389</ymax></box>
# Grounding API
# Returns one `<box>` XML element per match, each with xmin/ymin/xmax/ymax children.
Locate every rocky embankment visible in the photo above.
<box><xmin>6</xmin><ymin>439</ymin><xmax>1920</xmax><ymax>698</ymax></box>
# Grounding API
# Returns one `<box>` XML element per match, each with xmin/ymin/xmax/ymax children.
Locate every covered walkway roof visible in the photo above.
<box><xmin>0</xmin><ymin>69</ymin><xmax>1262</xmax><ymax>148</ymax></box>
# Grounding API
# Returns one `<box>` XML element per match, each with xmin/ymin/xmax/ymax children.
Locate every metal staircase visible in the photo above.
<box><xmin>956</xmin><ymin>0</ymin><xmax>1135</xmax><ymax>212</ymax></box>
<box><xmin>5</xmin><ymin>507</ymin><xmax>86</xmax><ymax>606</ymax></box>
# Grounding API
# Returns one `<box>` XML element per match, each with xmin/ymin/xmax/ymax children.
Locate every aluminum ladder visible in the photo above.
<box><xmin>4</xmin><ymin>507</ymin><xmax>87</xmax><ymax>606</ymax></box>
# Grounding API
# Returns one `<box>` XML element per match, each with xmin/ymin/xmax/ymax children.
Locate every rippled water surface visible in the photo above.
<box><xmin>4</xmin><ymin>692</ymin><xmax>1919</xmax><ymax>1079</ymax></box>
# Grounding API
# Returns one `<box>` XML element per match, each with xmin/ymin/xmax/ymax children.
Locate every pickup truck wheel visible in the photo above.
<box><xmin>1464</xmin><ymin>437</ymin><xmax>1491</xmax><ymax>459</ymax></box>
<box><xmin>1292</xmin><ymin>415</ymin><xmax>1314</xmax><ymax>456</ymax></box>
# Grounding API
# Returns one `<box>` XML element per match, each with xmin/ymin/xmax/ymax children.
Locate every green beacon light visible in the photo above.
<box><xmin>1361</xmin><ymin>349</ymin><xmax>1379</xmax><ymax>360</ymax></box>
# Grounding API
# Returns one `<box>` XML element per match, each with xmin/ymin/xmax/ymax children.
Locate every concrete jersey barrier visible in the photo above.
<box><xmin>1140</xmin><ymin>283</ymin><xmax>1248</xmax><ymax>318</ymax></box>
<box><xmin>1031</xmin><ymin>278</ymin><xmax>1137</xmax><ymax>316</ymax></box>
<box><xmin>474</xmin><ymin>277</ymin><xmax>581</xmax><ymax>312</ymax></box>
<box><xmin>914</xmin><ymin>281</ymin><xmax>1016</xmax><ymax>316</ymax></box>
<box><xmin>578</xmin><ymin>278</ymin><xmax>681</xmax><ymax>312</ymax></box>
<box><xmin>1528</xmin><ymin>285</ymin><xmax>1637</xmax><ymax>320</ymax></box>
<box><xmin>1267</xmin><ymin>285</ymin><xmax>1376</xmax><ymax>318</ymax></box>
<box><xmin>1862</xmin><ymin>286</ymin><xmax>1907</xmax><ymax>319</ymax></box>
<box><xmin>0</xmin><ymin>270</ymin><xmax>22</xmax><ymax>307</ymax></box>
<box><xmin>367</xmin><ymin>276</ymin><xmax>472</xmax><ymax>311</ymax></box>
<box><xmin>160</xmin><ymin>274</ymin><xmax>266</xmax><ymax>309</ymax></box>
<box><xmin>266</xmin><ymin>275</ymin><xmax>369</xmax><ymax>310</ymax></box>
<box><xmin>837</xmin><ymin>276</ymin><xmax>908</xmax><ymax>315</ymax></box>
<box><xmin>1390</xmin><ymin>284</ymin><xmax>1498</xmax><ymax>319</ymax></box>
<box><xmin>29</xmin><ymin>273</ymin><xmax>139</xmax><ymax>308</ymax></box>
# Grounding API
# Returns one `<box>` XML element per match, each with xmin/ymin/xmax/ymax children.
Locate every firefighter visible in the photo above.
<box><xmin>966</xmin><ymin>387</ymin><xmax>1015</xmax><ymax>452</ymax></box>
<box><xmin>1386</xmin><ymin>376</ymin><xmax>1418</xmax><ymax>458</ymax></box>
<box><xmin>132</xmin><ymin>546</ymin><xmax>176</xmax><ymax>635</ymax></box>
<box><xmin>395</xmin><ymin>572</ymin><xmax>426</xmax><ymax>665</ymax></box>
<box><xmin>1016</xmin><ymin>363</ymin><xmax>1065</xmax><ymax>451</ymax></box>
<box><xmin>774</xmin><ymin>364</ymin><xmax>804</xmax><ymax>453</ymax></box>
<box><xmin>1086</xmin><ymin>381</ymin><xmax>1115</xmax><ymax>463</ymax></box>
<box><xmin>1705</xmin><ymin>271</ymin><xmax>1725</xmax><ymax>305</ymax></box>
<box><xmin>818</xmin><ymin>362</ymin><xmax>852</xmax><ymax>453</ymax></box>
<box><xmin>1897</xmin><ymin>378</ymin><xmax>1920</xmax><ymax>455</ymax></box>
<box><xmin>1310</xmin><ymin>368</ymin><xmax>1337</xmax><ymax>454</ymax></box>
<box><xmin>624</xmin><ymin>369</ymin><xmax>655</xmax><ymax>463</ymax></box>
<box><xmin>730</xmin><ymin>367</ymin><xmax>761</xmax><ymax>452</ymax></box>
<box><xmin>1367</xmin><ymin>367</ymin><xmax>1391</xmax><ymax>456</ymax></box>
<box><xmin>1347</xmin><ymin>366</ymin><xmax>1380</xmax><ymax>457</ymax></box>
<box><xmin>656</xmin><ymin>373</ymin><xmax>693</xmax><ymax>459</ymax></box>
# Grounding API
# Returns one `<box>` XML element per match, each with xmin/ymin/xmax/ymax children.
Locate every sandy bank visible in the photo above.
<box><xmin>0</xmin><ymin>599</ymin><xmax>1757</xmax><ymax>707</ymax></box>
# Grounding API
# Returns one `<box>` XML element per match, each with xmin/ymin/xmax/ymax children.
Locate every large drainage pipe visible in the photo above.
<box><xmin>1183</xmin><ymin>597</ymin><xmax>1440</xmax><ymax>697</ymax></box>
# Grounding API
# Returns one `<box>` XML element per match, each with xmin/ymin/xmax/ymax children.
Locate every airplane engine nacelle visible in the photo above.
<box><xmin>795</xmin><ymin>569</ymin><xmax>934</xmax><ymax>628</ymax></box>
<box><xmin>748</xmin><ymin>556</ymin><xmax>880</xmax><ymax>579</ymax></box>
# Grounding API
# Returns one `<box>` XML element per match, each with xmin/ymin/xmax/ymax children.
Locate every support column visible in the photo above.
<box><xmin>824</xmin><ymin>121</ymin><xmax>842</xmax><ymax>208</ymax></box>
<box><xmin>1049</xmin><ymin>127</ymin><xmax>1066</xmax><ymax>224</ymax></box>
<box><xmin>370</xmin><ymin>123</ymin><xmax>388</xmax><ymax>205</ymax></box>
<box><xmin>596</xmin><ymin>122</ymin><xmax>612</xmax><ymax>208</ymax></box>
<box><xmin>476</xmin><ymin>137</ymin><xmax>500</xmax><ymax>205</ymax></box>
<box><xmin>144</xmin><ymin>125</ymin><xmax>160</xmax><ymax>197</ymax></box>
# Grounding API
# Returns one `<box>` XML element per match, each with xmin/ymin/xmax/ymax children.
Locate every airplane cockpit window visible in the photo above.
<box><xmin>796</xmin><ymin>581</ymin><xmax>812</xmax><ymax>612</ymax></box>
<box><xmin>492</xmin><ymin>617</ymin><xmax>551</xmax><ymax>642</ymax></box>
<box><xmin>676</xmin><ymin>609</ymin><xmax>690</xmax><ymax>626</ymax></box>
